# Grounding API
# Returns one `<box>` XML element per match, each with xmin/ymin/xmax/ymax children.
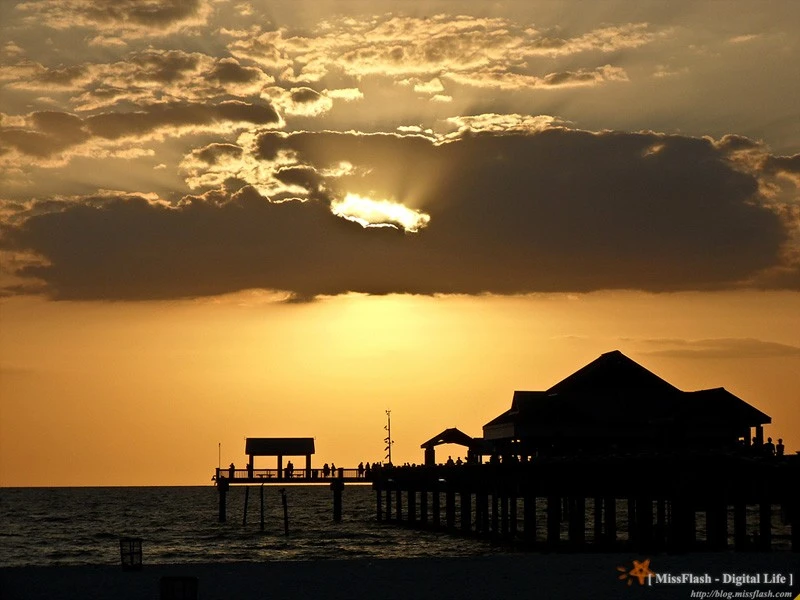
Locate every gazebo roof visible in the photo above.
<box><xmin>245</xmin><ymin>437</ymin><xmax>315</xmax><ymax>456</ymax></box>
<box><xmin>421</xmin><ymin>427</ymin><xmax>476</xmax><ymax>449</ymax></box>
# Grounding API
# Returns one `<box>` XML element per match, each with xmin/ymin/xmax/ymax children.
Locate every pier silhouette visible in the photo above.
<box><xmin>212</xmin><ymin>352</ymin><xmax>799</xmax><ymax>552</ymax></box>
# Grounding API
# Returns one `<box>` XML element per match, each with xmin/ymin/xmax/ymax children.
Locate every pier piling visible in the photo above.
<box><xmin>331</xmin><ymin>480</ymin><xmax>344</xmax><ymax>523</ymax></box>
<box><xmin>281</xmin><ymin>488</ymin><xmax>290</xmax><ymax>534</ymax></box>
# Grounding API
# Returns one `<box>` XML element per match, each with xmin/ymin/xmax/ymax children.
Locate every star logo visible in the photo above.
<box><xmin>616</xmin><ymin>558</ymin><xmax>655</xmax><ymax>586</ymax></box>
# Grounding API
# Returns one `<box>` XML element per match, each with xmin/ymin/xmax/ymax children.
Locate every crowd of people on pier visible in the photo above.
<box><xmin>748</xmin><ymin>436</ymin><xmax>785</xmax><ymax>457</ymax></box>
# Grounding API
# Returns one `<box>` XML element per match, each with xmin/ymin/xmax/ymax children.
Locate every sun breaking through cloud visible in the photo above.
<box><xmin>330</xmin><ymin>193</ymin><xmax>431</xmax><ymax>233</ymax></box>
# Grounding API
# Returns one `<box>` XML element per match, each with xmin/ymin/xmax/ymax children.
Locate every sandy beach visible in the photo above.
<box><xmin>2</xmin><ymin>553</ymin><xmax>797</xmax><ymax>600</ymax></box>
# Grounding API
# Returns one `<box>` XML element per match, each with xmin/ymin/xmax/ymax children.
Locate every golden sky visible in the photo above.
<box><xmin>1</xmin><ymin>0</ymin><xmax>799</xmax><ymax>486</ymax></box>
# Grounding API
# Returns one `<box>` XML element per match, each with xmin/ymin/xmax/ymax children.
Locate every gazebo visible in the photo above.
<box><xmin>420</xmin><ymin>428</ymin><xmax>485</xmax><ymax>465</ymax></box>
<box><xmin>244</xmin><ymin>437</ymin><xmax>315</xmax><ymax>478</ymax></box>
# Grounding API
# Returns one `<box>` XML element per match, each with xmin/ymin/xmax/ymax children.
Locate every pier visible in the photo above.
<box><xmin>371</xmin><ymin>453</ymin><xmax>800</xmax><ymax>553</ymax></box>
<box><xmin>213</xmin><ymin>436</ymin><xmax>369</xmax><ymax>523</ymax></box>
<box><xmin>368</xmin><ymin>351</ymin><xmax>800</xmax><ymax>554</ymax></box>
<box><xmin>212</xmin><ymin>351</ymin><xmax>799</xmax><ymax>552</ymax></box>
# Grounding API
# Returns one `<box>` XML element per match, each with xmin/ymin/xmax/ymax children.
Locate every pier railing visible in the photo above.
<box><xmin>214</xmin><ymin>467</ymin><xmax>366</xmax><ymax>483</ymax></box>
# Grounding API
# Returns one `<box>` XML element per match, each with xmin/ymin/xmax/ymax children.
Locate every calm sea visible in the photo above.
<box><xmin>0</xmin><ymin>485</ymin><xmax>496</xmax><ymax>567</ymax></box>
<box><xmin>0</xmin><ymin>486</ymin><xmax>791</xmax><ymax>567</ymax></box>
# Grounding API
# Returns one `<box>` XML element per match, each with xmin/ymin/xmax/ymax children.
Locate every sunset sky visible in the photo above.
<box><xmin>1</xmin><ymin>1</ymin><xmax>799</xmax><ymax>487</ymax></box>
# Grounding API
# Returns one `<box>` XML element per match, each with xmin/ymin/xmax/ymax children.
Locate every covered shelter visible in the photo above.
<box><xmin>420</xmin><ymin>428</ymin><xmax>486</xmax><ymax>465</ymax></box>
<box><xmin>245</xmin><ymin>437</ymin><xmax>315</xmax><ymax>479</ymax></box>
<box><xmin>483</xmin><ymin>350</ymin><xmax>771</xmax><ymax>457</ymax></box>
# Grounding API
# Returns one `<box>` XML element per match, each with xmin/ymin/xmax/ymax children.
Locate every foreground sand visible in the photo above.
<box><xmin>2</xmin><ymin>553</ymin><xmax>798</xmax><ymax>600</ymax></box>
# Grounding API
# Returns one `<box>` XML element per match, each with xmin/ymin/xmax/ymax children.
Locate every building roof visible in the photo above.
<box><xmin>546</xmin><ymin>350</ymin><xmax>679</xmax><ymax>396</ymax></box>
<box><xmin>245</xmin><ymin>437</ymin><xmax>315</xmax><ymax>456</ymax></box>
<box><xmin>421</xmin><ymin>428</ymin><xmax>476</xmax><ymax>449</ymax></box>
<box><xmin>483</xmin><ymin>350</ymin><xmax>771</xmax><ymax>443</ymax></box>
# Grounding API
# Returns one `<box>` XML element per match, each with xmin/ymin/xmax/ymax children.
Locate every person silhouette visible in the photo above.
<box><xmin>229</xmin><ymin>463</ymin><xmax>235</xmax><ymax>479</ymax></box>
<box><xmin>775</xmin><ymin>438</ymin><xmax>784</xmax><ymax>457</ymax></box>
<box><xmin>764</xmin><ymin>437</ymin><xmax>776</xmax><ymax>456</ymax></box>
<box><xmin>358</xmin><ymin>462</ymin><xmax>364</xmax><ymax>477</ymax></box>
<box><xmin>323</xmin><ymin>463</ymin><xmax>330</xmax><ymax>478</ymax></box>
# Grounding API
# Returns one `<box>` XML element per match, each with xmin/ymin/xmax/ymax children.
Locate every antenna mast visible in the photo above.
<box><xmin>384</xmin><ymin>409</ymin><xmax>394</xmax><ymax>465</ymax></box>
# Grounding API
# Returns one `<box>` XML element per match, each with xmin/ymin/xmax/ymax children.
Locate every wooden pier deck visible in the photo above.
<box><xmin>213</xmin><ymin>467</ymin><xmax>369</xmax><ymax>485</ymax></box>
<box><xmin>370</xmin><ymin>452</ymin><xmax>800</xmax><ymax>553</ymax></box>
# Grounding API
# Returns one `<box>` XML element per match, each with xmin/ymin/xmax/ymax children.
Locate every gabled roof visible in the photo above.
<box><xmin>421</xmin><ymin>428</ymin><xmax>476</xmax><ymax>449</ymax></box>
<box><xmin>245</xmin><ymin>437</ymin><xmax>315</xmax><ymax>456</ymax></box>
<box><xmin>684</xmin><ymin>388</ymin><xmax>771</xmax><ymax>426</ymax></box>
<box><xmin>483</xmin><ymin>351</ymin><xmax>772</xmax><ymax>440</ymax></box>
<box><xmin>546</xmin><ymin>350</ymin><xmax>679</xmax><ymax>396</ymax></box>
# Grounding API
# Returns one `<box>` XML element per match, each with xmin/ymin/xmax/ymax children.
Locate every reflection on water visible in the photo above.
<box><xmin>0</xmin><ymin>486</ymin><xmax>497</xmax><ymax>567</ymax></box>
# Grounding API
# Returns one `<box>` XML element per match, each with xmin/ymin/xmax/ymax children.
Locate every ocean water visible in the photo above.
<box><xmin>0</xmin><ymin>486</ymin><xmax>791</xmax><ymax>567</ymax></box>
<box><xmin>0</xmin><ymin>485</ymin><xmax>496</xmax><ymax>567</ymax></box>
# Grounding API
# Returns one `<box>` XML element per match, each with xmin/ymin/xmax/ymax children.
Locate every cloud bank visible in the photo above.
<box><xmin>2</xmin><ymin>124</ymin><xmax>798</xmax><ymax>300</ymax></box>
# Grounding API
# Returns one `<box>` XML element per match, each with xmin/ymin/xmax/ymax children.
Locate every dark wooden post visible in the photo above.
<box><xmin>432</xmin><ymin>490</ymin><xmax>441</xmax><ymax>527</ymax></box>
<box><xmin>523</xmin><ymin>491</ymin><xmax>536</xmax><ymax>543</ymax></box>
<box><xmin>408</xmin><ymin>489</ymin><xmax>416</xmax><ymax>523</ymax></box>
<box><xmin>217</xmin><ymin>478</ymin><xmax>229</xmax><ymax>523</ymax></box>
<box><xmin>510</xmin><ymin>494</ymin><xmax>518</xmax><ymax>539</ymax></box>
<box><xmin>707</xmin><ymin>498</ymin><xmax>727</xmax><ymax>551</ymax></box>
<box><xmin>277</xmin><ymin>455</ymin><xmax>283</xmax><ymax>480</ymax></box>
<box><xmin>460</xmin><ymin>491</ymin><xmax>471</xmax><ymax>533</ymax></box>
<box><xmin>733</xmin><ymin>501</ymin><xmax>747</xmax><ymax>551</ymax></box>
<box><xmin>476</xmin><ymin>491</ymin><xmax>487</xmax><ymax>534</ymax></box>
<box><xmin>759</xmin><ymin>498</ymin><xmax>772</xmax><ymax>551</ymax></box>
<box><xmin>546</xmin><ymin>496</ymin><xmax>560</xmax><ymax>549</ymax></box>
<box><xmin>593</xmin><ymin>497</ymin><xmax>602</xmax><ymax>545</ymax></box>
<box><xmin>420</xmin><ymin>490</ymin><xmax>428</xmax><ymax>524</ymax></box>
<box><xmin>668</xmin><ymin>496</ymin><xmax>693</xmax><ymax>553</ymax></box>
<box><xmin>636</xmin><ymin>497</ymin><xmax>653</xmax><ymax>553</ymax></box>
<box><xmin>627</xmin><ymin>498</ymin><xmax>637</xmax><ymax>549</ymax></box>
<box><xmin>259</xmin><ymin>483</ymin><xmax>265</xmax><ymax>532</ymax></box>
<box><xmin>446</xmin><ymin>488</ymin><xmax>456</xmax><ymax>530</ymax></box>
<box><xmin>331</xmin><ymin>480</ymin><xmax>344</xmax><ymax>523</ymax></box>
<box><xmin>500</xmin><ymin>494</ymin><xmax>509</xmax><ymax>537</ymax></box>
<box><xmin>569</xmin><ymin>497</ymin><xmax>585</xmax><ymax>548</ymax></box>
<box><xmin>395</xmin><ymin>488</ymin><xmax>403</xmax><ymax>521</ymax></box>
<box><xmin>386</xmin><ymin>486</ymin><xmax>392</xmax><ymax>521</ymax></box>
<box><xmin>491</xmin><ymin>493</ymin><xmax>499</xmax><ymax>536</ymax></box>
<box><xmin>242</xmin><ymin>487</ymin><xmax>250</xmax><ymax>526</ymax></box>
<box><xmin>376</xmin><ymin>487</ymin><xmax>383</xmax><ymax>522</ymax></box>
<box><xmin>305</xmin><ymin>454</ymin><xmax>312</xmax><ymax>478</ymax></box>
<box><xmin>603</xmin><ymin>496</ymin><xmax>616</xmax><ymax>548</ymax></box>
<box><xmin>281</xmin><ymin>488</ymin><xmax>290</xmax><ymax>534</ymax></box>
<box><xmin>656</xmin><ymin>499</ymin><xmax>667</xmax><ymax>551</ymax></box>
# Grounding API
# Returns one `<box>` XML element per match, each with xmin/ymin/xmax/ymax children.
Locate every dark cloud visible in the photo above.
<box><xmin>86</xmin><ymin>101</ymin><xmax>281</xmax><ymax>140</ymax></box>
<box><xmin>274</xmin><ymin>166</ymin><xmax>323</xmax><ymax>191</ymax></box>
<box><xmin>128</xmin><ymin>50</ymin><xmax>200</xmax><ymax>83</ymax></box>
<box><xmin>0</xmin><ymin>111</ymin><xmax>89</xmax><ymax>157</ymax></box>
<box><xmin>290</xmin><ymin>87</ymin><xmax>323</xmax><ymax>104</ymax></box>
<box><xmin>17</xmin><ymin>0</ymin><xmax>210</xmax><ymax>35</ymax></box>
<box><xmin>206</xmin><ymin>58</ymin><xmax>263</xmax><ymax>85</ymax></box>
<box><xmin>1</xmin><ymin>127</ymin><xmax>797</xmax><ymax>300</ymax></box>
<box><xmin>764</xmin><ymin>154</ymin><xmax>800</xmax><ymax>177</ymax></box>
<box><xmin>0</xmin><ymin>102</ymin><xmax>280</xmax><ymax>159</ymax></box>
<box><xmin>640</xmin><ymin>338</ymin><xmax>800</xmax><ymax>359</ymax></box>
<box><xmin>194</xmin><ymin>143</ymin><xmax>243</xmax><ymax>165</ymax></box>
